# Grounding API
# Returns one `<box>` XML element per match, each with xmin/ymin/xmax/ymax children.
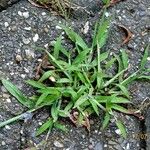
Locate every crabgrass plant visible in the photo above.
<box><xmin>0</xmin><ymin>14</ymin><xmax>149</xmax><ymax>138</ymax></box>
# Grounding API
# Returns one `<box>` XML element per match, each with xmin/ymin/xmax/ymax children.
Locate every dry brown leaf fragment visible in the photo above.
<box><xmin>117</xmin><ymin>24</ymin><xmax>133</xmax><ymax>45</ymax></box>
<box><xmin>69</xmin><ymin>111</ymin><xmax>90</xmax><ymax>131</ymax></box>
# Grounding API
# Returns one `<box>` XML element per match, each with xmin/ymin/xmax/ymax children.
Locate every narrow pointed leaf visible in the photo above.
<box><xmin>116</xmin><ymin>120</ymin><xmax>127</xmax><ymax>138</ymax></box>
<box><xmin>102</xmin><ymin>112</ymin><xmax>111</xmax><ymax>129</ymax></box>
<box><xmin>36</xmin><ymin>92</ymin><xmax>49</xmax><ymax>107</ymax></box>
<box><xmin>121</xmin><ymin>49</ymin><xmax>129</xmax><ymax>69</ymax></box>
<box><xmin>26</xmin><ymin>80</ymin><xmax>46</xmax><ymax>89</ymax></box>
<box><xmin>54</xmin><ymin>122</ymin><xmax>68</xmax><ymax>132</ymax></box>
<box><xmin>112</xmin><ymin>104</ymin><xmax>130</xmax><ymax>114</ymax></box>
<box><xmin>36</xmin><ymin>118</ymin><xmax>53</xmax><ymax>136</ymax></box>
<box><xmin>140</xmin><ymin>45</ymin><xmax>149</xmax><ymax>70</ymax></box>
<box><xmin>2</xmin><ymin>79</ymin><xmax>33</xmax><ymax>108</ymax></box>
<box><xmin>38</xmin><ymin>71</ymin><xmax>53</xmax><ymax>82</ymax></box>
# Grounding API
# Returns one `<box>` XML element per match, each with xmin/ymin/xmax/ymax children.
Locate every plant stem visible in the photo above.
<box><xmin>0</xmin><ymin>107</ymin><xmax>42</xmax><ymax>128</ymax></box>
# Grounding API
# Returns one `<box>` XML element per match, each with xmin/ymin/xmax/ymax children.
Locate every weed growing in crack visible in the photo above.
<box><xmin>0</xmin><ymin>13</ymin><xmax>149</xmax><ymax>138</ymax></box>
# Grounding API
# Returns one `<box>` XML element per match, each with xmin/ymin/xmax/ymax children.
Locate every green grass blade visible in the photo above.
<box><xmin>26</xmin><ymin>80</ymin><xmax>46</xmax><ymax>89</ymax></box>
<box><xmin>45</xmin><ymin>50</ymin><xmax>71</xmax><ymax>80</ymax></box>
<box><xmin>36</xmin><ymin>118</ymin><xmax>53</xmax><ymax>136</ymax></box>
<box><xmin>112</xmin><ymin>104</ymin><xmax>130</xmax><ymax>113</ymax></box>
<box><xmin>38</xmin><ymin>71</ymin><xmax>54</xmax><ymax>82</ymax></box>
<box><xmin>54</xmin><ymin>122</ymin><xmax>68</xmax><ymax>132</ymax></box>
<box><xmin>36</xmin><ymin>92</ymin><xmax>49</xmax><ymax>107</ymax></box>
<box><xmin>63</xmin><ymin>27</ymin><xmax>88</xmax><ymax>49</ymax></box>
<box><xmin>140</xmin><ymin>45</ymin><xmax>149</xmax><ymax>70</ymax></box>
<box><xmin>102</xmin><ymin>112</ymin><xmax>111</xmax><ymax>129</ymax></box>
<box><xmin>53</xmin><ymin>35</ymin><xmax>62</xmax><ymax>59</ymax></box>
<box><xmin>73</xmin><ymin>48</ymin><xmax>91</xmax><ymax>65</ymax></box>
<box><xmin>74</xmin><ymin>94</ymin><xmax>88</xmax><ymax>108</ymax></box>
<box><xmin>138</xmin><ymin>76</ymin><xmax>150</xmax><ymax>80</ymax></box>
<box><xmin>56</xmin><ymin>78</ymin><xmax>72</xmax><ymax>83</ymax></box>
<box><xmin>103</xmin><ymin>69</ymin><xmax>126</xmax><ymax>88</ymax></box>
<box><xmin>2</xmin><ymin>79</ymin><xmax>33</xmax><ymax>108</ymax></box>
<box><xmin>89</xmin><ymin>99</ymin><xmax>99</xmax><ymax>115</ymax></box>
<box><xmin>105</xmin><ymin>57</ymin><xmax>116</xmax><ymax>69</ymax></box>
<box><xmin>51</xmin><ymin>102</ymin><xmax>59</xmax><ymax>122</ymax></box>
<box><xmin>115</xmin><ymin>84</ymin><xmax>130</xmax><ymax>98</ymax></box>
<box><xmin>95</xmin><ymin>19</ymin><xmax>110</xmax><ymax>48</ymax></box>
<box><xmin>120</xmin><ymin>70</ymin><xmax>139</xmax><ymax>86</ymax></box>
<box><xmin>121</xmin><ymin>49</ymin><xmax>129</xmax><ymax>69</ymax></box>
<box><xmin>116</xmin><ymin>120</ymin><xmax>127</xmax><ymax>138</ymax></box>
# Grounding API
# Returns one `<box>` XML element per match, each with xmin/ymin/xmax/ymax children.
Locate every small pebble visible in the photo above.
<box><xmin>1</xmin><ymin>141</ymin><xmax>6</xmax><ymax>146</ymax></box>
<box><xmin>42</xmin><ymin>12</ymin><xmax>46</xmax><ymax>15</ymax></box>
<box><xmin>49</xmin><ymin>76</ymin><xmax>56</xmax><ymax>82</ymax></box>
<box><xmin>21</xmin><ymin>74</ymin><xmax>26</xmax><ymax>79</ymax></box>
<box><xmin>89</xmin><ymin>144</ymin><xmax>93</xmax><ymax>149</ymax></box>
<box><xmin>22</xmin><ymin>12</ymin><xmax>29</xmax><ymax>18</ymax></box>
<box><xmin>33</xmin><ymin>34</ymin><xmax>39</xmax><ymax>42</ymax></box>
<box><xmin>56</xmin><ymin>25</ymin><xmax>62</xmax><ymax>29</ymax></box>
<box><xmin>25</xmin><ymin>49</ymin><xmax>35</xmax><ymax>59</ymax></box>
<box><xmin>82</xmin><ymin>21</ymin><xmax>89</xmax><ymax>34</ymax></box>
<box><xmin>105</xmin><ymin>12</ymin><xmax>110</xmax><ymax>17</ymax></box>
<box><xmin>4</xmin><ymin>22</ymin><xmax>9</xmax><ymax>27</ymax></box>
<box><xmin>18</xmin><ymin>11</ymin><xmax>23</xmax><ymax>16</ymax></box>
<box><xmin>54</xmin><ymin>140</ymin><xmax>64</xmax><ymax>148</ymax></box>
<box><xmin>38</xmin><ymin>122</ymin><xmax>43</xmax><ymax>126</ymax></box>
<box><xmin>2</xmin><ymin>93</ymin><xmax>10</xmax><ymax>98</ymax></box>
<box><xmin>44</xmin><ymin>43</ymin><xmax>49</xmax><ymax>48</ymax></box>
<box><xmin>11</xmin><ymin>26</ymin><xmax>17</xmax><ymax>31</ymax></box>
<box><xmin>16</xmin><ymin>54</ymin><xmax>23</xmax><ymax>62</ymax></box>
<box><xmin>126</xmin><ymin>143</ymin><xmax>130</xmax><ymax>149</ymax></box>
<box><xmin>94</xmin><ymin>142</ymin><xmax>104</xmax><ymax>150</ymax></box>
<box><xmin>44</xmin><ymin>27</ymin><xmax>49</xmax><ymax>33</ymax></box>
<box><xmin>5</xmin><ymin>125</ymin><xmax>11</xmax><ymax>130</ymax></box>
<box><xmin>115</xmin><ymin>129</ymin><xmax>121</xmax><ymax>135</ymax></box>
<box><xmin>22</xmin><ymin>37</ymin><xmax>30</xmax><ymax>44</ymax></box>
<box><xmin>24</xmin><ymin>27</ymin><xmax>31</xmax><ymax>31</ymax></box>
<box><xmin>147</xmin><ymin>57</ymin><xmax>150</xmax><ymax>61</ymax></box>
<box><xmin>6</xmin><ymin>98</ymin><xmax>11</xmax><ymax>103</ymax></box>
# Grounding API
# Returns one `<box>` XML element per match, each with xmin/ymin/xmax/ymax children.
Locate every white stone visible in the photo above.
<box><xmin>21</xmin><ymin>74</ymin><xmax>26</xmax><ymax>79</ymax></box>
<box><xmin>24</xmin><ymin>67</ymin><xmax>29</xmax><ymax>73</ymax></box>
<box><xmin>5</xmin><ymin>125</ymin><xmax>11</xmax><ymax>130</ymax></box>
<box><xmin>25</xmin><ymin>49</ymin><xmax>35</xmax><ymax>59</ymax></box>
<box><xmin>104</xmin><ymin>144</ymin><xmax>107</xmax><ymax>147</ymax></box>
<box><xmin>42</xmin><ymin>12</ymin><xmax>46</xmax><ymax>15</ymax></box>
<box><xmin>38</xmin><ymin>122</ymin><xmax>42</xmax><ymax>125</ymax></box>
<box><xmin>44</xmin><ymin>43</ymin><xmax>49</xmax><ymax>48</ymax></box>
<box><xmin>49</xmin><ymin>76</ymin><xmax>56</xmax><ymax>82</ymax></box>
<box><xmin>6</xmin><ymin>98</ymin><xmax>11</xmax><ymax>103</ymax></box>
<box><xmin>22</xmin><ymin>37</ymin><xmax>30</xmax><ymax>44</ymax></box>
<box><xmin>105</xmin><ymin>12</ymin><xmax>110</xmax><ymax>17</ymax></box>
<box><xmin>24</xmin><ymin>27</ymin><xmax>31</xmax><ymax>31</ymax></box>
<box><xmin>54</xmin><ymin>140</ymin><xmax>64</xmax><ymax>148</ymax></box>
<box><xmin>22</xmin><ymin>12</ymin><xmax>29</xmax><ymax>18</ymax></box>
<box><xmin>33</xmin><ymin>34</ymin><xmax>39</xmax><ymax>42</ymax></box>
<box><xmin>147</xmin><ymin>57</ymin><xmax>150</xmax><ymax>61</ymax></box>
<box><xmin>4</xmin><ymin>22</ymin><xmax>9</xmax><ymax>27</ymax></box>
<box><xmin>18</xmin><ymin>11</ymin><xmax>23</xmax><ymax>16</ymax></box>
<box><xmin>1</xmin><ymin>141</ymin><xmax>6</xmax><ymax>146</ymax></box>
<box><xmin>115</xmin><ymin>129</ymin><xmax>121</xmax><ymax>135</ymax></box>
<box><xmin>126</xmin><ymin>143</ymin><xmax>130</xmax><ymax>149</ymax></box>
<box><xmin>56</xmin><ymin>25</ymin><xmax>62</xmax><ymax>29</ymax></box>
<box><xmin>83</xmin><ymin>21</ymin><xmax>89</xmax><ymax>34</ymax></box>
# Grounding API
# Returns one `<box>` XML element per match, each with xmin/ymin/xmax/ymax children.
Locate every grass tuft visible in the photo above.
<box><xmin>0</xmin><ymin>13</ymin><xmax>149</xmax><ymax>139</ymax></box>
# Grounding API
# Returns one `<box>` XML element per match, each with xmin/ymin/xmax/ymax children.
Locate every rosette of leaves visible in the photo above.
<box><xmin>0</xmin><ymin>13</ymin><xmax>149</xmax><ymax>138</ymax></box>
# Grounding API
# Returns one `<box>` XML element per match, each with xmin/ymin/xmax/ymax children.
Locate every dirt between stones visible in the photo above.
<box><xmin>0</xmin><ymin>0</ymin><xmax>149</xmax><ymax>150</ymax></box>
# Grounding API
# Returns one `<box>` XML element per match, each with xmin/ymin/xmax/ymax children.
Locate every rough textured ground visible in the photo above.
<box><xmin>0</xmin><ymin>0</ymin><xmax>149</xmax><ymax>149</ymax></box>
